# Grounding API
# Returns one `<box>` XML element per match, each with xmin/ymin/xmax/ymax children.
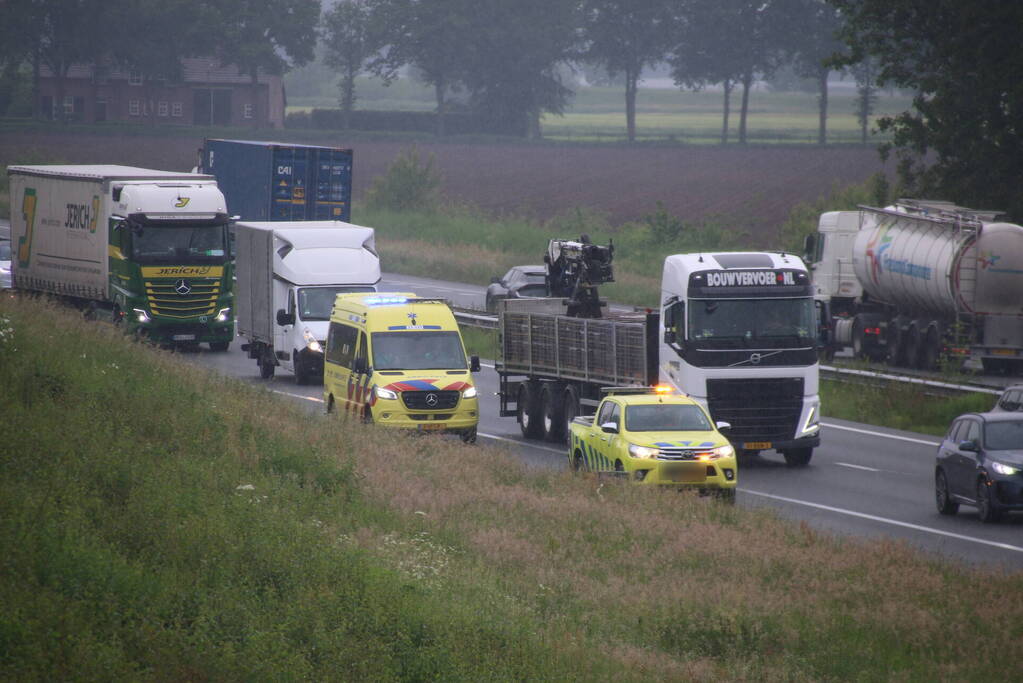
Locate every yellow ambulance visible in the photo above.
<box><xmin>323</xmin><ymin>293</ymin><xmax>481</xmax><ymax>442</ymax></box>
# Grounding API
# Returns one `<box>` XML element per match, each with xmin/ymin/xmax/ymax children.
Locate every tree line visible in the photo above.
<box><xmin>2</xmin><ymin>1</ymin><xmax>1022</xmax><ymax>220</ymax></box>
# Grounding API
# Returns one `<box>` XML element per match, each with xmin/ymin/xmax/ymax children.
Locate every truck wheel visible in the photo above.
<box><xmin>517</xmin><ymin>381</ymin><xmax>544</xmax><ymax>439</ymax></box>
<box><xmin>540</xmin><ymin>383</ymin><xmax>566</xmax><ymax>442</ymax></box>
<box><xmin>886</xmin><ymin>323</ymin><xmax>906</xmax><ymax>367</ymax></box>
<box><xmin>209</xmin><ymin>341</ymin><xmax>230</xmax><ymax>352</ymax></box>
<box><xmin>294</xmin><ymin>351</ymin><xmax>308</xmax><ymax>385</ymax></box>
<box><xmin>783</xmin><ymin>448</ymin><xmax>813</xmax><ymax>467</ymax></box>
<box><xmin>562</xmin><ymin>385</ymin><xmax>581</xmax><ymax>445</ymax></box>
<box><xmin>258</xmin><ymin>348</ymin><xmax>275</xmax><ymax>379</ymax></box>
<box><xmin>905</xmin><ymin>324</ymin><xmax>923</xmax><ymax>369</ymax></box>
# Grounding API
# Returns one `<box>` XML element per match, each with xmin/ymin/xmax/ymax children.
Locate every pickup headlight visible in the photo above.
<box><xmin>991</xmin><ymin>461</ymin><xmax>1020</xmax><ymax>476</ymax></box>
<box><xmin>628</xmin><ymin>444</ymin><xmax>659</xmax><ymax>459</ymax></box>
<box><xmin>462</xmin><ymin>385</ymin><xmax>477</xmax><ymax>399</ymax></box>
<box><xmin>374</xmin><ymin>386</ymin><xmax>398</xmax><ymax>401</ymax></box>
<box><xmin>303</xmin><ymin>328</ymin><xmax>322</xmax><ymax>353</ymax></box>
<box><xmin>712</xmin><ymin>444</ymin><xmax>735</xmax><ymax>459</ymax></box>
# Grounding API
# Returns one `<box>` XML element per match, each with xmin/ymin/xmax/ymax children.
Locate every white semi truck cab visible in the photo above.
<box><xmin>659</xmin><ymin>252</ymin><xmax>821</xmax><ymax>466</ymax></box>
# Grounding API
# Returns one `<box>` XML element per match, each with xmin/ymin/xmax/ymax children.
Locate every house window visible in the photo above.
<box><xmin>171</xmin><ymin>101</ymin><xmax>182</xmax><ymax>117</ymax></box>
<box><xmin>129</xmin><ymin>99</ymin><xmax>140</xmax><ymax>116</ymax></box>
<box><xmin>158</xmin><ymin>101</ymin><xmax>168</xmax><ymax>117</ymax></box>
<box><xmin>243</xmin><ymin>103</ymin><xmax>253</xmax><ymax>119</ymax></box>
<box><xmin>63</xmin><ymin>96</ymin><xmax>74</xmax><ymax>114</ymax></box>
<box><xmin>128</xmin><ymin>70</ymin><xmax>143</xmax><ymax>86</ymax></box>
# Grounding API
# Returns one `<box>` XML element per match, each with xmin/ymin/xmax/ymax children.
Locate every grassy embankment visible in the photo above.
<box><xmin>2</xmin><ymin>296</ymin><xmax>1021</xmax><ymax>680</ymax></box>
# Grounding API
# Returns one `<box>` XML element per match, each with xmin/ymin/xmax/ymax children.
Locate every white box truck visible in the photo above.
<box><xmin>235</xmin><ymin>221</ymin><xmax>380</xmax><ymax>383</ymax></box>
<box><xmin>7</xmin><ymin>164</ymin><xmax>235</xmax><ymax>348</ymax></box>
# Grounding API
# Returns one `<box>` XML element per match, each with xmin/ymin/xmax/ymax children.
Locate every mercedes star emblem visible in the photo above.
<box><xmin>425</xmin><ymin>393</ymin><xmax>439</xmax><ymax>407</ymax></box>
<box><xmin>174</xmin><ymin>279</ymin><xmax>192</xmax><ymax>295</ymax></box>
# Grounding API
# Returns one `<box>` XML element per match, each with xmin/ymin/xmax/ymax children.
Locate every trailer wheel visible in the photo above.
<box><xmin>783</xmin><ymin>448</ymin><xmax>813</xmax><ymax>467</ymax></box>
<box><xmin>921</xmin><ymin>326</ymin><xmax>941</xmax><ymax>371</ymax></box>
<box><xmin>540</xmin><ymin>383</ymin><xmax>566</xmax><ymax>442</ymax></box>
<box><xmin>517</xmin><ymin>381</ymin><xmax>544</xmax><ymax>439</ymax></box>
<box><xmin>905</xmin><ymin>324</ymin><xmax>923</xmax><ymax>369</ymax></box>
<box><xmin>562</xmin><ymin>385</ymin><xmax>581</xmax><ymax>445</ymax></box>
<box><xmin>886</xmin><ymin>319</ymin><xmax>907</xmax><ymax>367</ymax></box>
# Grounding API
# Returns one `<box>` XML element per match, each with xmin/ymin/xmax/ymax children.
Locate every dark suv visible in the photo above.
<box><xmin>485</xmin><ymin>265</ymin><xmax>547</xmax><ymax>313</ymax></box>
<box><xmin>935</xmin><ymin>412</ymin><xmax>1023</xmax><ymax>522</ymax></box>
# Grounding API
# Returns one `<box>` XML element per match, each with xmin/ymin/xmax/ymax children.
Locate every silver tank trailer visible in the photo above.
<box><xmin>851</xmin><ymin>209</ymin><xmax>1023</xmax><ymax>319</ymax></box>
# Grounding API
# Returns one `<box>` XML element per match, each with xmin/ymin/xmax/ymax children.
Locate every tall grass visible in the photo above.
<box><xmin>2</xmin><ymin>295</ymin><xmax>1021</xmax><ymax>680</ymax></box>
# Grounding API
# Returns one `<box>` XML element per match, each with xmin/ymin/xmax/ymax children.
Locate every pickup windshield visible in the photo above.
<box><xmin>625</xmin><ymin>404</ymin><xmax>713</xmax><ymax>432</ymax></box>
<box><xmin>130</xmin><ymin>224</ymin><xmax>229</xmax><ymax>263</ymax></box>
<box><xmin>298</xmin><ymin>286</ymin><xmax>375</xmax><ymax>322</ymax></box>
<box><xmin>688</xmin><ymin>297</ymin><xmax>815</xmax><ymax>348</ymax></box>
<box><xmin>371</xmin><ymin>331</ymin><xmax>466</xmax><ymax>370</ymax></box>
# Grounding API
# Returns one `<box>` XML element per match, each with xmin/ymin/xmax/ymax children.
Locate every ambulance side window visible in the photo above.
<box><xmin>326</xmin><ymin>322</ymin><xmax>357</xmax><ymax>368</ymax></box>
<box><xmin>354</xmin><ymin>332</ymin><xmax>368</xmax><ymax>372</ymax></box>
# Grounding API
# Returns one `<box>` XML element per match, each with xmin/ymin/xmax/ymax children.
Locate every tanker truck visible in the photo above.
<box><xmin>806</xmin><ymin>199</ymin><xmax>1023</xmax><ymax>374</ymax></box>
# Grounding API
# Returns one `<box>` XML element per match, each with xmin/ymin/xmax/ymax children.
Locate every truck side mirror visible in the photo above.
<box><xmin>663</xmin><ymin>330</ymin><xmax>676</xmax><ymax>344</ymax></box>
<box><xmin>276</xmin><ymin>309</ymin><xmax>294</xmax><ymax>326</ymax></box>
<box><xmin>803</xmin><ymin>233</ymin><xmax>816</xmax><ymax>261</ymax></box>
<box><xmin>469</xmin><ymin>355</ymin><xmax>481</xmax><ymax>372</ymax></box>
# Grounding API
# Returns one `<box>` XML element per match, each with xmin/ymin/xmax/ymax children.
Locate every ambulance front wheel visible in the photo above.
<box><xmin>461</xmin><ymin>426</ymin><xmax>477</xmax><ymax>444</ymax></box>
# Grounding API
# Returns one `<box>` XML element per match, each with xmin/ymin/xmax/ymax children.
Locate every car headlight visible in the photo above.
<box><xmin>215</xmin><ymin>307</ymin><xmax>231</xmax><ymax>323</ymax></box>
<box><xmin>303</xmin><ymin>328</ymin><xmax>322</xmax><ymax>353</ymax></box>
<box><xmin>628</xmin><ymin>444</ymin><xmax>659</xmax><ymax>459</ymax></box>
<box><xmin>462</xmin><ymin>385</ymin><xmax>477</xmax><ymax>399</ymax></box>
<box><xmin>374</xmin><ymin>386</ymin><xmax>398</xmax><ymax>400</ymax></box>
<box><xmin>991</xmin><ymin>461</ymin><xmax>1020</xmax><ymax>476</ymax></box>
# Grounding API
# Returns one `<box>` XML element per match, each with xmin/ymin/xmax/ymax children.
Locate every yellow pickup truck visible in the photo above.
<box><xmin>568</xmin><ymin>387</ymin><xmax>737</xmax><ymax>501</ymax></box>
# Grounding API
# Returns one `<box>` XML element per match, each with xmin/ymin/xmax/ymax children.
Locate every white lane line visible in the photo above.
<box><xmin>479</xmin><ymin>432</ymin><xmax>565</xmax><ymax>454</ymax></box>
<box><xmin>822</xmin><ymin>421</ymin><xmax>940</xmax><ymax>447</ymax></box>
<box><xmin>742</xmin><ymin>488</ymin><xmax>1023</xmax><ymax>554</ymax></box>
<box><xmin>272</xmin><ymin>389</ymin><xmax>323</xmax><ymax>403</ymax></box>
<box><xmin>835</xmin><ymin>462</ymin><xmax>881</xmax><ymax>472</ymax></box>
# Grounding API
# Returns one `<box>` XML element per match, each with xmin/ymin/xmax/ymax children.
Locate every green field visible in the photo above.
<box><xmin>288</xmin><ymin>73</ymin><xmax>914</xmax><ymax>145</ymax></box>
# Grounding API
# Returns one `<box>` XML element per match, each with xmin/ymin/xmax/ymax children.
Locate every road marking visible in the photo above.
<box><xmin>272</xmin><ymin>389</ymin><xmax>323</xmax><ymax>403</ymax></box>
<box><xmin>822</xmin><ymin>421</ymin><xmax>940</xmax><ymax>447</ymax></box>
<box><xmin>479</xmin><ymin>432</ymin><xmax>565</xmax><ymax>454</ymax></box>
<box><xmin>835</xmin><ymin>462</ymin><xmax>880</xmax><ymax>472</ymax></box>
<box><xmin>742</xmin><ymin>489</ymin><xmax>1023</xmax><ymax>554</ymax></box>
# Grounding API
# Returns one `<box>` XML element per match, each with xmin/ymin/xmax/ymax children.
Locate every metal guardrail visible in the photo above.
<box><xmin>453</xmin><ymin>308</ymin><xmax>1004</xmax><ymax>397</ymax></box>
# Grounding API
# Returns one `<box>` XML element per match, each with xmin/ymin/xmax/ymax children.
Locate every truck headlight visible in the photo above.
<box><xmin>133</xmin><ymin>308</ymin><xmax>150</xmax><ymax>323</ymax></box>
<box><xmin>991</xmin><ymin>461</ymin><xmax>1020</xmax><ymax>476</ymax></box>
<box><xmin>215</xmin><ymin>307</ymin><xmax>231</xmax><ymax>323</ymax></box>
<box><xmin>800</xmin><ymin>405</ymin><xmax>820</xmax><ymax>434</ymax></box>
<box><xmin>375</xmin><ymin>386</ymin><xmax>398</xmax><ymax>400</ymax></box>
<box><xmin>462</xmin><ymin>386</ymin><xmax>477</xmax><ymax>399</ymax></box>
<box><xmin>628</xmin><ymin>444</ymin><xmax>659</xmax><ymax>459</ymax></box>
<box><xmin>303</xmin><ymin>328</ymin><xmax>322</xmax><ymax>353</ymax></box>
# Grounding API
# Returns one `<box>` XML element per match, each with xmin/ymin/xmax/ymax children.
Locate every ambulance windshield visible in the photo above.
<box><xmin>298</xmin><ymin>286</ymin><xmax>375</xmax><ymax>321</ymax></box>
<box><xmin>688</xmin><ymin>297</ymin><xmax>815</xmax><ymax>348</ymax></box>
<box><xmin>371</xmin><ymin>331</ymin><xmax>467</xmax><ymax>370</ymax></box>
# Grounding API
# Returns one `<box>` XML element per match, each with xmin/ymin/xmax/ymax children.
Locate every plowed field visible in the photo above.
<box><xmin>1</xmin><ymin>130</ymin><xmax>888</xmax><ymax>246</ymax></box>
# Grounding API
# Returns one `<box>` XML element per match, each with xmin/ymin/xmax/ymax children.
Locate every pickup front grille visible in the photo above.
<box><xmin>706</xmin><ymin>377</ymin><xmax>803</xmax><ymax>442</ymax></box>
<box><xmin>401</xmin><ymin>390</ymin><xmax>459</xmax><ymax>410</ymax></box>
<box><xmin>657</xmin><ymin>447</ymin><xmax>717</xmax><ymax>461</ymax></box>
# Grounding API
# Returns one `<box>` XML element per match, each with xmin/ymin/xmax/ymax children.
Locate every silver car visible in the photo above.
<box><xmin>992</xmin><ymin>385</ymin><xmax>1023</xmax><ymax>413</ymax></box>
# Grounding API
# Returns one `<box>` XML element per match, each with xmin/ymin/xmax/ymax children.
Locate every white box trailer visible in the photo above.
<box><xmin>7</xmin><ymin>164</ymin><xmax>235</xmax><ymax>348</ymax></box>
<box><xmin>234</xmin><ymin>221</ymin><xmax>380</xmax><ymax>383</ymax></box>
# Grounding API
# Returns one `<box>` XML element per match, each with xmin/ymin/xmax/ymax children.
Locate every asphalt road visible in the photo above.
<box><xmin>179</xmin><ymin>272</ymin><xmax>1023</xmax><ymax>569</ymax></box>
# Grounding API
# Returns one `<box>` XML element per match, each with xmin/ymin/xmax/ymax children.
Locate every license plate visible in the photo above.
<box><xmin>172</xmin><ymin>334</ymin><xmax>196</xmax><ymax>341</ymax></box>
<box><xmin>992</xmin><ymin>348</ymin><xmax>1016</xmax><ymax>356</ymax></box>
<box><xmin>419</xmin><ymin>423</ymin><xmax>445</xmax><ymax>431</ymax></box>
<box><xmin>743</xmin><ymin>441</ymin><xmax>772</xmax><ymax>450</ymax></box>
<box><xmin>662</xmin><ymin>463</ymin><xmax>706</xmax><ymax>483</ymax></box>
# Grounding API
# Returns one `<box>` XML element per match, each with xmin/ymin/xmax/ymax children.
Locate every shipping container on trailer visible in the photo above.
<box><xmin>200</xmin><ymin>139</ymin><xmax>353</xmax><ymax>223</ymax></box>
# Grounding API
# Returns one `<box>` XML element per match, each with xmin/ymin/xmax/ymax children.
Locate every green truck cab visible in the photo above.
<box><xmin>568</xmin><ymin>387</ymin><xmax>737</xmax><ymax>501</ymax></box>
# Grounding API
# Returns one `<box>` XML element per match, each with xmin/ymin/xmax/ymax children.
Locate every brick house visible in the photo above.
<box><xmin>38</xmin><ymin>57</ymin><xmax>285</xmax><ymax>128</ymax></box>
